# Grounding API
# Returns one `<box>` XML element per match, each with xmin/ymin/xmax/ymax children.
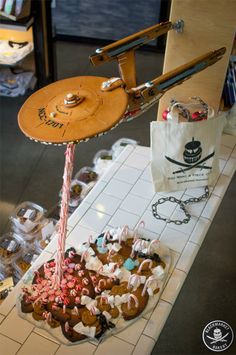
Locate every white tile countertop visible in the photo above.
<box><xmin>0</xmin><ymin>134</ymin><xmax>235</xmax><ymax>355</ymax></box>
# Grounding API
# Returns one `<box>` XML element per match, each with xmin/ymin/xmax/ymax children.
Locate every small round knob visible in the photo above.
<box><xmin>49</xmin><ymin>112</ymin><xmax>56</xmax><ymax>118</ymax></box>
<box><xmin>66</xmin><ymin>93</ymin><xmax>75</xmax><ymax>100</ymax></box>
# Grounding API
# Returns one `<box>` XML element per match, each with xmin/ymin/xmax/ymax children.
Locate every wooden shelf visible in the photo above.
<box><xmin>0</xmin><ymin>15</ymin><xmax>34</xmax><ymax>31</ymax></box>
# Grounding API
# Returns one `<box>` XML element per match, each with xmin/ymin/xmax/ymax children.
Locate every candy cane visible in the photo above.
<box><xmin>82</xmin><ymin>278</ymin><xmax>89</xmax><ymax>286</ymax></box>
<box><xmin>122</xmin><ymin>224</ymin><xmax>129</xmax><ymax>237</ymax></box>
<box><xmin>98</xmin><ymin>279</ymin><xmax>106</xmax><ymax>289</ymax></box>
<box><xmin>111</xmin><ymin>263</ymin><xmax>118</xmax><ymax>272</ymax></box>
<box><xmin>95</xmin><ymin>286</ymin><xmax>101</xmax><ymax>293</ymax></box>
<box><xmin>68</xmin><ymin>250</ymin><xmax>75</xmax><ymax>258</ymax></box>
<box><xmin>102</xmin><ymin>230</ymin><xmax>110</xmax><ymax>248</ymax></box>
<box><xmin>90</xmin><ymin>306</ymin><xmax>97</xmax><ymax>315</ymax></box>
<box><xmin>81</xmin><ymin>250</ymin><xmax>89</xmax><ymax>262</ymax></box>
<box><xmin>54</xmin><ymin>143</ymin><xmax>76</xmax><ymax>287</ymax></box>
<box><xmin>118</xmin><ymin>225</ymin><xmax>129</xmax><ymax>244</ymax></box>
<box><xmin>147</xmin><ymin>239</ymin><xmax>159</xmax><ymax>255</ymax></box>
<box><xmin>90</xmin><ymin>275</ymin><xmax>97</xmax><ymax>283</ymax></box>
<box><xmin>65</xmin><ymin>321</ymin><xmax>70</xmax><ymax>332</ymax></box>
<box><xmin>128</xmin><ymin>294</ymin><xmax>139</xmax><ymax>310</ymax></box>
<box><xmin>108</xmin><ymin>248</ymin><xmax>114</xmax><ymax>260</ymax></box>
<box><xmin>75</xmin><ymin>263</ymin><xmax>82</xmax><ymax>270</ymax></box>
<box><xmin>76</xmin><ymin>271</ymin><xmax>84</xmax><ymax>278</ymax></box>
<box><xmin>88</xmin><ymin>235</ymin><xmax>93</xmax><ymax>245</ymax></box>
<box><xmin>73</xmin><ymin>306</ymin><xmax>79</xmax><ymax>315</ymax></box>
<box><xmin>134</xmin><ymin>220</ymin><xmax>145</xmax><ymax>241</ymax></box>
<box><xmin>100</xmin><ymin>295</ymin><xmax>108</xmax><ymax>304</ymax></box>
<box><xmin>131</xmin><ymin>239</ymin><xmax>143</xmax><ymax>258</ymax></box>
<box><xmin>137</xmin><ymin>259</ymin><xmax>153</xmax><ymax>273</ymax></box>
<box><xmin>128</xmin><ymin>274</ymin><xmax>141</xmax><ymax>290</ymax></box>
<box><xmin>141</xmin><ymin>276</ymin><xmax>158</xmax><ymax>296</ymax></box>
<box><xmin>46</xmin><ymin>312</ymin><xmax>52</xmax><ymax>323</ymax></box>
<box><xmin>96</xmin><ymin>266</ymin><xmax>103</xmax><ymax>276</ymax></box>
<box><xmin>81</xmin><ymin>288</ymin><xmax>89</xmax><ymax>295</ymax></box>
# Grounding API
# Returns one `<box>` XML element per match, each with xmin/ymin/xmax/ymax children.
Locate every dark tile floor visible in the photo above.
<box><xmin>0</xmin><ymin>41</ymin><xmax>235</xmax><ymax>354</ymax></box>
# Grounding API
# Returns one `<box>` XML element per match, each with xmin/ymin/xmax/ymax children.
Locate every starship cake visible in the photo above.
<box><xmin>17</xmin><ymin>225</ymin><xmax>171</xmax><ymax>344</ymax></box>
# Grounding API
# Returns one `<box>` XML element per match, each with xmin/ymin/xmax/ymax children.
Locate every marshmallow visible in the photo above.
<box><xmin>73</xmin><ymin>322</ymin><xmax>96</xmax><ymax>338</ymax></box>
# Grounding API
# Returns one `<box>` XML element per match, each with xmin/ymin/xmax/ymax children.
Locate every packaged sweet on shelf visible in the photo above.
<box><xmin>74</xmin><ymin>167</ymin><xmax>98</xmax><ymax>184</ymax></box>
<box><xmin>112</xmin><ymin>138</ymin><xmax>138</xmax><ymax>159</ymax></box>
<box><xmin>93</xmin><ymin>149</ymin><xmax>114</xmax><ymax>175</ymax></box>
<box><xmin>0</xmin><ymin>40</ymin><xmax>34</xmax><ymax>65</ymax></box>
<box><xmin>10</xmin><ymin>201</ymin><xmax>46</xmax><ymax>235</ymax></box>
<box><xmin>13</xmin><ymin>248</ymin><xmax>40</xmax><ymax>277</ymax></box>
<box><xmin>17</xmin><ymin>224</ymin><xmax>171</xmax><ymax>345</ymax></box>
<box><xmin>0</xmin><ymin>270</ymin><xmax>14</xmax><ymax>304</ymax></box>
<box><xmin>35</xmin><ymin>219</ymin><xmax>57</xmax><ymax>252</ymax></box>
<box><xmin>60</xmin><ymin>180</ymin><xmax>89</xmax><ymax>209</ymax></box>
<box><xmin>0</xmin><ymin>232</ymin><xmax>24</xmax><ymax>265</ymax></box>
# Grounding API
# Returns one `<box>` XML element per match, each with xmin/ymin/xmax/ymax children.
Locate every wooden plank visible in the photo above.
<box><xmin>157</xmin><ymin>0</ymin><xmax>236</xmax><ymax>120</ymax></box>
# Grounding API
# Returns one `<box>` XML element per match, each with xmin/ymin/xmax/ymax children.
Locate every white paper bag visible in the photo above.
<box><xmin>151</xmin><ymin>114</ymin><xmax>226</xmax><ymax>192</ymax></box>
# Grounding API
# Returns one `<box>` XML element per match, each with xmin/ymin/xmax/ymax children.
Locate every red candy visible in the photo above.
<box><xmin>191</xmin><ymin>111</ymin><xmax>207</xmax><ymax>121</ymax></box>
<box><xmin>162</xmin><ymin>109</ymin><xmax>169</xmax><ymax>120</ymax></box>
<box><xmin>64</xmin><ymin>258</ymin><xmax>72</xmax><ymax>265</ymax></box>
<box><xmin>67</xmin><ymin>281</ymin><xmax>75</xmax><ymax>289</ymax></box>
<box><xmin>91</xmin><ymin>275</ymin><xmax>97</xmax><ymax>283</ymax></box>
<box><xmin>75</xmin><ymin>284</ymin><xmax>82</xmax><ymax>291</ymax></box>
<box><xmin>63</xmin><ymin>297</ymin><xmax>70</xmax><ymax>305</ymax></box>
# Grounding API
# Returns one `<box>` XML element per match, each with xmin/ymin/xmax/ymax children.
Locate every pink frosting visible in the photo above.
<box><xmin>78</xmin><ymin>270</ymin><xmax>85</xmax><ymax>277</ymax></box>
<box><xmin>81</xmin><ymin>288</ymin><xmax>89</xmax><ymax>295</ymax></box>
<box><xmin>82</xmin><ymin>278</ymin><xmax>89</xmax><ymax>286</ymax></box>
<box><xmin>67</xmin><ymin>281</ymin><xmax>75</xmax><ymax>289</ymax></box>
<box><xmin>75</xmin><ymin>263</ymin><xmax>82</xmax><ymax>270</ymax></box>
<box><xmin>67</xmin><ymin>268</ymin><xmax>74</xmax><ymax>274</ymax></box>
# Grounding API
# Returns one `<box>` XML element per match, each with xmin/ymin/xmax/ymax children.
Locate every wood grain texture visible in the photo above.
<box><xmin>157</xmin><ymin>0</ymin><xmax>236</xmax><ymax>119</ymax></box>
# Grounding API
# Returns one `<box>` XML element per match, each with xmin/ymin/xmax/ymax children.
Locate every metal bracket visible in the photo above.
<box><xmin>172</xmin><ymin>19</ymin><xmax>184</xmax><ymax>33</ymax></box>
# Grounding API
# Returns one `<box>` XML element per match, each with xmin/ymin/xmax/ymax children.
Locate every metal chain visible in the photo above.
<box><xmin>152</xmin><ymin>186</ymin><xmax>209</xmax><ymax>225</ymax></box>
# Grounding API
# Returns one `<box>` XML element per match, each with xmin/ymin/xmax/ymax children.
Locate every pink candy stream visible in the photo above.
<box><xmin>54</xmin><ymin>143</ymin><xmax>76</xmax><ymax>287</ymax></box>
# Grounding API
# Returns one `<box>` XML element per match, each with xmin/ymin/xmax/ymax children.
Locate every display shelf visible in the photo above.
<box><xmin>0</xmin><ymin>15</ymin><xmax>34</xmax><ymax>31</ymax></box>
<box><xmin>0</xmin><ymin>134</ymin><xmax>235</xmax><ymax>355</ymax></box>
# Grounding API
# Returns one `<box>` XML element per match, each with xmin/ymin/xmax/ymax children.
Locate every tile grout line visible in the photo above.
<box><xmin>0</xmin><ymin>330</ymin><xmax>23</xmax><ymax>345</ymax></box>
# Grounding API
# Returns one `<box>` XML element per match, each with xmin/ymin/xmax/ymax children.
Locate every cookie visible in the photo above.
<box><xmin>81</xmin><ymin>309</ymin><xmax>97</xmax><ymax>326</ymax></box>
<box><xmin>109</xmin><ymin>306</ymin><xmax>119</xmax><ymax>319</ymax></box>
<box><xmin>21</xmin><ymin>295</ymin><xmax>34</xmax><ymax>313</ymax></box>
<box><xmin>32</xmin><ymin>311</ymin><xmax>44</xmax><ymax>321</ymax></box>
<box><xmin>50</xmin><ymin>306</ymin><xmax>70</xmax><ymax>323</ymax></box>
<box><xmin>61</xmin><ymin>323</ymin><xmax>87</xmax><ymax>343</ymax></box>
<box><xmin>47</xmin><ymin>318</ymin><xmax>60</xmax><ymax>328</ymax></box>
<box><xmin>110</xmin><ymin>282</ymin><xmax>128</xmax><ymax>296</ymax></box>
<box><xmin>121</xmin><ymin>285</ymin><xmax>149</xmax><ymax>321</ymax></box>
<box><xmin>33</xmin><ymin>302</ymin><xmax>45</xmax><ymax>316</ymax></box>
<box><xmin>96</xmin><ymin>296</ymin><xmax>111</xmax><ymax>313</ymax></box>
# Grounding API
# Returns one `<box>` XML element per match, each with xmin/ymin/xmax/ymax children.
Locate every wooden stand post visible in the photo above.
<box><xmin>157</xmin><ymin>0</ymin><xmax>236</xmax><ymax>119</ymax></box>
